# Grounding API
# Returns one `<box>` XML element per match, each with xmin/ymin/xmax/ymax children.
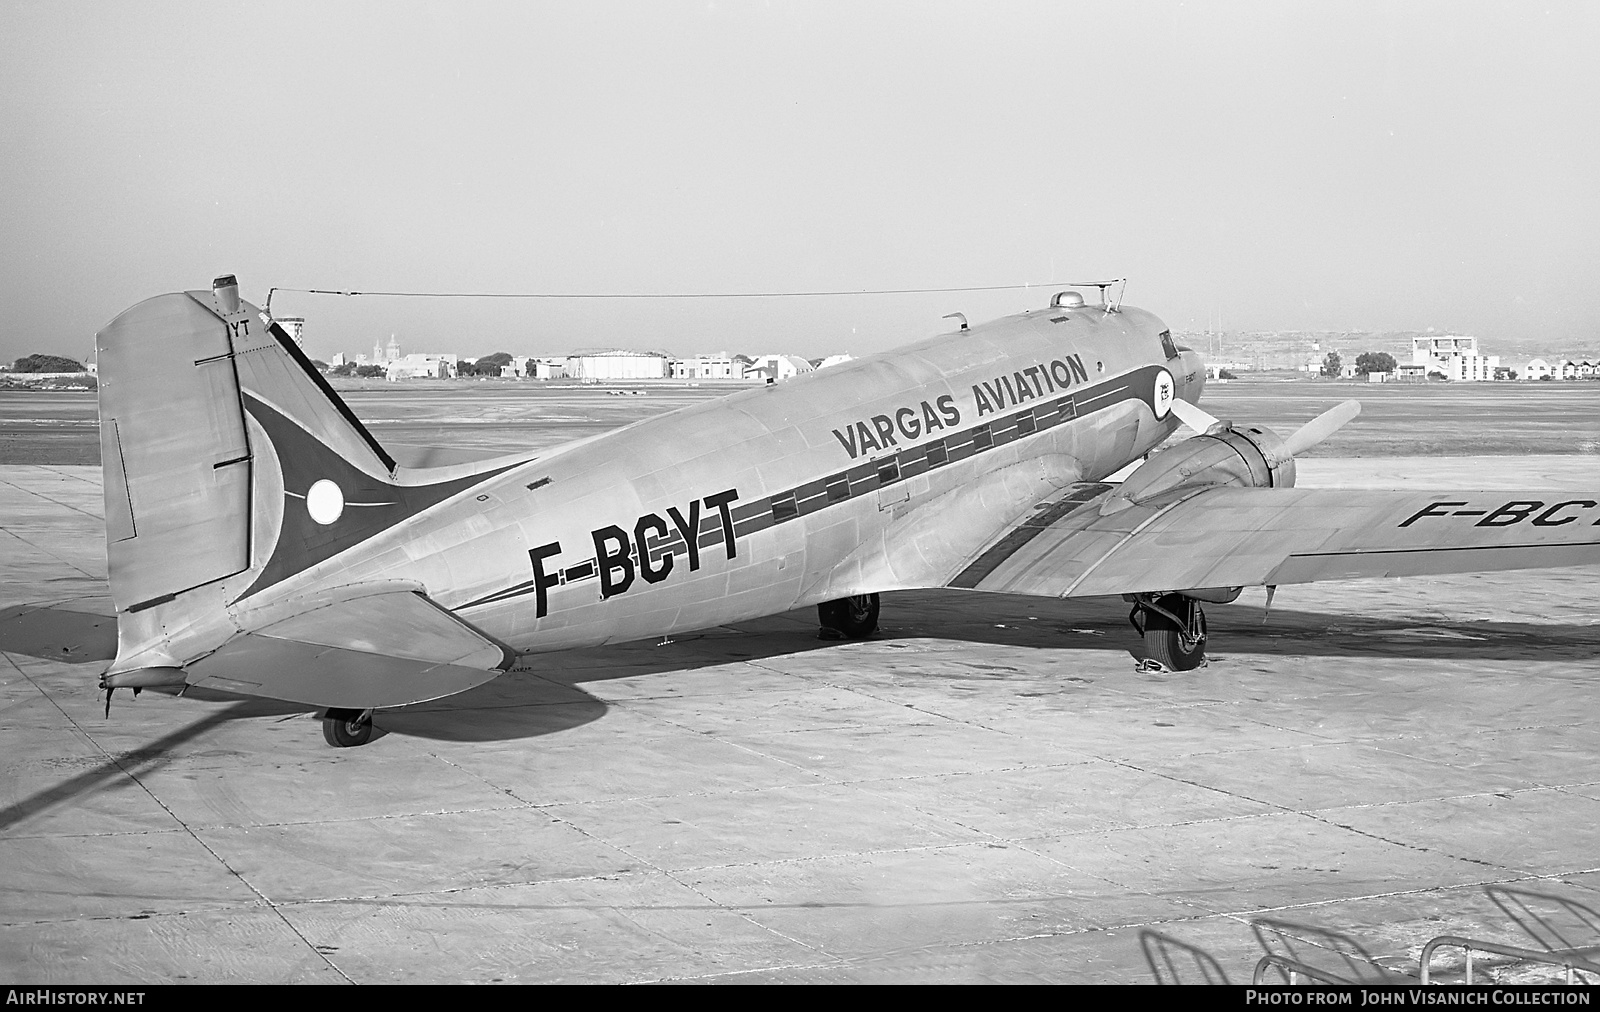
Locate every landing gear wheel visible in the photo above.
<box><xmin>322</xmin><ymin>708</ymin><xmax>374</xmax><ymax>747</ymax></box>
<box><xmin>817</xmin><ymin>593</ymin><xmax>880</xmax><ymax>639</ymax></box>
<box><xmin>1141</xmin><ymin>594</ymin><xmax>1207</xmax><ymax>672</ymax></box>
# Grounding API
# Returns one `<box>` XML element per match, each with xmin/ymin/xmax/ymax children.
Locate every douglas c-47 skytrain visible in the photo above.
<box><xmin>94</xmin><ymin>277</ymin><xmax>1600</xmax><ymax>746</ymax></box>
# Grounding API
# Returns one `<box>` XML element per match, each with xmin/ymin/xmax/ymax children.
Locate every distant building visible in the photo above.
<box><xmin>1525</xmin><ymin>358</ymin><xmax>1553</xmax><ymax>381</ymax></box>
<box><xmin>670</xmin><ymin>354</ymin><xmax>740</xmax><ymax>380</ymax></box>
<box><xmin>1412</xmin><ymin>334</ymin><xmax>1499</xmax><ymax>381</ymax></box>
<box><xmin>499</xmin><ymin>356</ymin><xmax>531</xmax><ymax>378</ymax></box>
<box><xmin>530</xmin><ymin>357</ymin><xmax>567</xmax><ymax>380</ymax></box>
<box><xmin>385</xmin><ymin>353</ymin><xmax>458</xmax><ymax>380</ymax></box>
<box><xmin>330</xmin><ymin>352</ymin><xmax>348</xmax><ymax>367</ymax></box>
<box><xmin>1395</xmin><ymin>363</ymin><xmax>1429</xmax><ymax>381</ymax></box>
<box><xmin>746</xmin><ymin>354</ymin><xmax>814</xmax><ymax>383</ymax></box>
<box><xmin>816</xmin><ymin>354</ymin><xmax>854</xmax><ymax>370</ymax></box>
<box><xmin>277</xmin><ymin>317</ymin><xmax>306</xmax><ymax>348</ymax></box>
<box><xmin>566</xmin><ymin>350</ymin><xmax>668</xmax><ymax>380</ymax></box>
<box><xmin>373</xmin><ymin>334</ymin><xmax>402</xmax><ymax>364</ymax></box>
<box><xmin>1559</xmin><ymin>359</ymin><xmax>1599</xmax><ymax>379</ymax></box>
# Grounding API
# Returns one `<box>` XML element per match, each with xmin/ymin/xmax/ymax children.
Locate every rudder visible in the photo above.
<box><xmin>95</xmin><ymin>275</ymin><xmax>396</xmax><ymax>613</ymax></box>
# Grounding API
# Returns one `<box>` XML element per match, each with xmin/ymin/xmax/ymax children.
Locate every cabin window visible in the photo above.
<box><xmin>1159</xmin><ymin>330</ymin><xmax>1179</xmax><ymax>360</ymax></box>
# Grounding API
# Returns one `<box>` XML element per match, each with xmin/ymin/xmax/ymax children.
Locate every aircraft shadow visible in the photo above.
<box><xmin>5</xmin><ymin>590</ymin><xmax>1592</xmax><ymax>752</ymax></box>
<box><xmin>0</xmin><ymin>605</ymin><xmax>118</xmax><ymax>663</ymax></box>
<box><xmin>379</xmin><ymin>684</ymin><xmax>608</xmax><ymax>743</ymax></box>
<box><xmin>521</xmin><ymin>589</ymin><xmax>1600</xmax><ymax>693</ymax></box>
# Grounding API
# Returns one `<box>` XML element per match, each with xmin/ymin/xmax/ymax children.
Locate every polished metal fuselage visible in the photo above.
<box><xmin>241</xmin><ymin>304</ymin><xmax>1198</xmax><ymax>656</ymax></box>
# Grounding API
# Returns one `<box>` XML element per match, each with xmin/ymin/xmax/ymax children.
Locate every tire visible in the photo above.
<box><xmin>1142</xmin><ymin>596</ymin><xmax>1207</xmax><ymax>671</ymax></box>
<box><xmin>817</xmin><ymin>593</ymin><xmax>880</xmax><ymax>639</ymax></box>
<box><xmin>322</xmin><ymin>708</ymin><xmax>374</xmax><ymax>747</ymax></box>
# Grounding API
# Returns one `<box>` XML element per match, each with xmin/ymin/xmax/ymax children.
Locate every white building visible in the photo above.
<box><xmin>1525</xmin><ymin>358</ymin><xmax>1553</xmax><ymax>381</ymax></box>
<box><xmin>816</xmin><ymin>354</ymin><xmax>855</xmax><ymax>370</ymax></box>
<box><xmin>499</xmin><ymin>356</ymin><xmax>531</xmax><ymax>378</ymax></box>
<box><xmin>566</xmin><ymin>350</ymin><xmax>668</xmax><ymax>380</ymax></box>
<box><xmin>670</xmin><ymin>354</ymin><xmax>740</xmax><ymax>380</ymax></box>
<box><xmin>531</xmin><ymin>357</ymin><xmax>567</xmax><ymax>380</ymax></box>
<box><xmin>746</xmin><ymin>354</ymin><xmax>815</xmax><ymax>383</ymax></box>
<box><xmin>385</xmin><ymin>353</ymin><xmax>459</xmax><ymax>380</ymax></box>
<box><xmin>1412</xmin><ymin>335</ymin><xmax>1499</xmax><ymax>381</ymax></box>
<box><xmin>330</xmin><ymin>352</ymin><xmax>347</xmax><ymax>367</ymax></box>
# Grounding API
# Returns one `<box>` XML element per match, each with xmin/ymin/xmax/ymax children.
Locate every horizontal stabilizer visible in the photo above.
<box><xmin>186</xmin><ymin>586</ymin><xmax>515</xmax><ymax>708</ymax></box>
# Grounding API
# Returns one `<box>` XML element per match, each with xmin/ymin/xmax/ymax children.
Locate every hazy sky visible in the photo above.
<box><xmin>3</xmin><ymin>1</ymin><xmax>1598</xmax><ymax>364</ymax></box>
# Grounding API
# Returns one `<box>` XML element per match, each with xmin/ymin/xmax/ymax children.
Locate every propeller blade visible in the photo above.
<box><xmin>1168</xmin><ymin>397</ymin><xmax>1220</xmax><ymax>433</ymax></box>
<box><xmin>1281</xmin><ymin>400</ymin><xmax>1361</xmax><ymax>457</ymax></box>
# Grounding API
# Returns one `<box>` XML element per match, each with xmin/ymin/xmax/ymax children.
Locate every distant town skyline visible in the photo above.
<box><xmin>4</xmin><ymin>2</ymin><xmax>1598</xmax><ymax>366</ymax></box>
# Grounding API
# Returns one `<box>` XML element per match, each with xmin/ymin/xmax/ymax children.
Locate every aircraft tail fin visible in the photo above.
<box><xmin>96</xmin><ymin>275</ymin><xmax>395</xmax><ymax>613</ymax></box>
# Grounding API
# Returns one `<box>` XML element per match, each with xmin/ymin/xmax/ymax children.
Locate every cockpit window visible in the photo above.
<box><xmin>1159</xmin><ymin>330</ymin><xmax>1179</xmax><ymax>360</ymax></box>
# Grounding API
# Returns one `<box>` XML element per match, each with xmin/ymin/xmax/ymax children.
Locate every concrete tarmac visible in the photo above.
<box><xmin>3</xmin><ymin>458</ymin><xmax>1599</xmax><ymax>984</ymax></box>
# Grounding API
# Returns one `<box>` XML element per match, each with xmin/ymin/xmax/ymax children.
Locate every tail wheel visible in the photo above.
<box><xmin>1141</xmin><ymin>594</ymin><xmax>1207</xmax><ymax>671</ymax></box>
<box><xmin>322</xmin><ymin>708</ymin><xmax>374</xmax><ymax>747</ymax></box>
<box><xmin>818</xmin><ymin>593</ymin><xmax>880</xmax><ymax>639</ymax></box>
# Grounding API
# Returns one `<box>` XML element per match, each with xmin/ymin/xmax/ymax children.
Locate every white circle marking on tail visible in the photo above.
<box><xmin>306</xmin><ymin>479</ymin><xmax>345</xmax><ymax>525</ymax></box>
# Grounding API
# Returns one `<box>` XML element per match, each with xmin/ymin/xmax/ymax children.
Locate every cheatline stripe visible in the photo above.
<box><xmin>459</xmin><ymin>364</ymin><xmax>1165</xmax><ymax>610</ymax></box>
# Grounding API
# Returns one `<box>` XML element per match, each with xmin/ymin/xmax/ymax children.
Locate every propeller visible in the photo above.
<box><xmin>1168</xmin><ymin>397</ymin><xmax>1221</xmax><ymax>433</ymax></box>
<box><xmin>1168</xmin><ymin>396</ymin><xmax>1361</xmax><ymax>456</ymax></box>
<box><xmin>1280</xmin><ymin>399</ymin><xmax>1361</xmax><ymax>457</ymax></box>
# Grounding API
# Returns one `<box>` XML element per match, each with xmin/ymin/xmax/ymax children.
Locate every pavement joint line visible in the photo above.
<box><xmin>1000</xmin><ymin>839</ymin><xmax>1230</xmax><ymax>919</ymax></box>
<box><xmin>642</xmin><ymin>866</ymin><xmax>844</xmax><ymax>964</ymax></box>
<box><xmin>647</xmin><ymin>901</ymin><xmax>1424</xmax><ymax>983</ymax></box>
<box><xmin>31</xmin><ymin>465</ymin><xmax>102</xmax><ymax>488</ymax></box>
<box><xmin>0</xmin><ymin>526</ymin><xmax>102</xmax><ymax>582</ymax></box>
<box><xmin>0</xmin><ymin>694</ymin><xmax>350</xmax><ymax>977</ymax></box>
<box><xmin>1299</xmin><ymin>784</ymin><xmax>1590</xmax><ymax>816</ymax></box>
<box><xmin>0</xmin><ymin>902</ymin><xmax>277</xmax><ymax>930</ymax></box>
<box><xmin>1201</xmin><ymin>873</ymin><xmax>1579</xmax><ymax>920</ymax></box>
<box><xmin>1297</xmin><ymin>810</ymin><xmax>1516</xmax><ymax>873</ymax></box>
<box><xmin>2</xmin><ymin>479</ymin><xmax>105</xmax><ymax>521</ymax></box>
<box><xmin>1087</xmin><ymin>755</ymin><xmax>1308</xmax><ymax>818</ymax></box>
<box><xmin>250</xmin><ymin>871</ymin><xmax>723</xmax><ymax>908</ymax></box>
<box><xmin>639</xmin><ymin>959</ymin><xmax>851</xmax><ymax>984</ymax></box>
<box><xmin>46</xmin><ymin>699</ymin><xmax>359</xmax><ymax>985</ymax></box>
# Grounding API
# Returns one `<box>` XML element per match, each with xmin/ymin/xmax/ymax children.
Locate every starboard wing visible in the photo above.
<box><xmin>942</xmin><ymin>485</ymin><xmax>1600</xmax><ymax>598</ymax></box>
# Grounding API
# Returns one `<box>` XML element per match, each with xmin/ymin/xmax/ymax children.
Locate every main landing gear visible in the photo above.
<box><xmin>322</xmin><ymin>707</ymin><xmax>375</xmax><ymax>747</ymax></box>
<box><xmin>1128</xmin><ymin>593</ymin><xmax>1208</xmax><ymax>671</ymax></box>
<box><xmin>818</xmin><ymin>593</ymin><xmax>880</xmax><ymax>640</ymax></box>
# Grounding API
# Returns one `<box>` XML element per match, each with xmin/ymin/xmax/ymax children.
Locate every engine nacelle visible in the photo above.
<box><xmin>1109</xmin><ymin>422</ymin><xmax>1295</xmax><ymax>510</ymax></box>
